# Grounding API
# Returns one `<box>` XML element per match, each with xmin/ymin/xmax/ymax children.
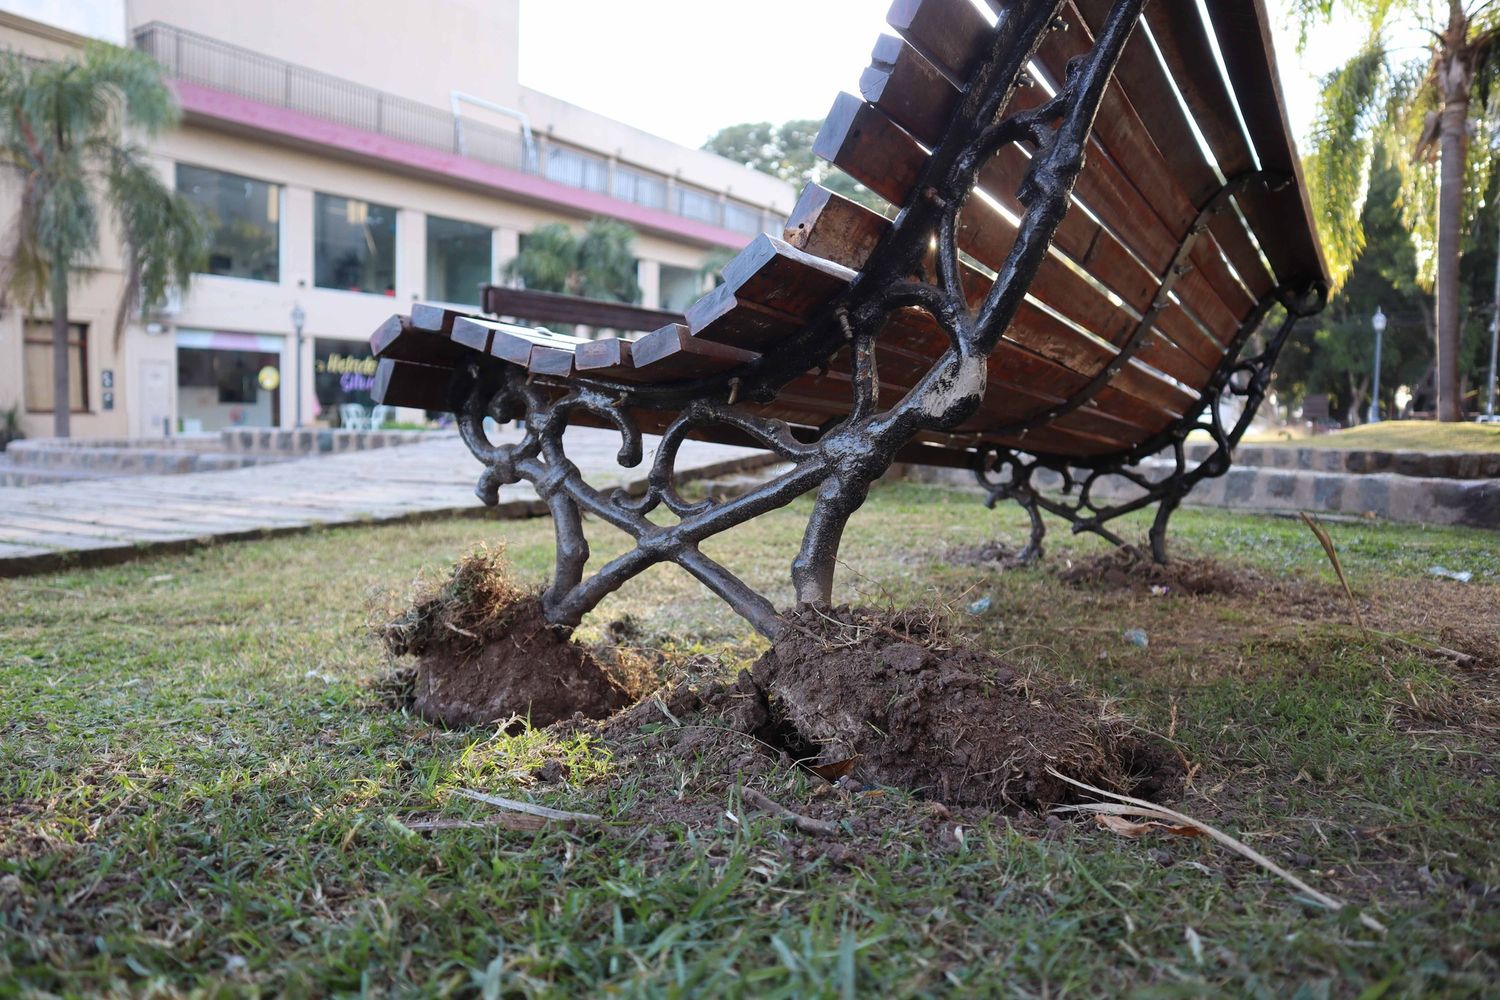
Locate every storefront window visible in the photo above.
<box><xmin>426</xmin><ymin>215</ymin><xmax>492</xmax><ymax>306</ymax></box>
<box><xmin>176</xmin><ymin>337</ymin><xmax>282</xmax><ymax>432</ymax></box>
<box><xmin>177</xmin><ymin>164</ymin><xmax>280</xmax><ymax>281</ymax></box>
<box><xmin>315</xmin><ymin>193</ymin><xmax>396</xmax><ymax>294</ymax></box>
<box><xmin>314</xmin><ymin>339</ymin><xmax>378</xmax><ymax>417</ymax></box>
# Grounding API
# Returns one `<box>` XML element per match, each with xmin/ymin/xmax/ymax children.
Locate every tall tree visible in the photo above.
<box><xmin>503</xmin><ymin>218</ymin><xmax>641</xmax><ymax>304</ymax></box>
<box><xmin>703</xmin><ymin>119</ymin><xmax>884</xmax><ymax>212</ymax></box>
<box><xmin>0</xmin><ymin>43</ymin><xmax>204</xmax><ymax>438</ymax></box>
<box><xmin>1294</xmin><ymin>0</ymin><xmax>1499</xmax><ymax>422</ymax></box>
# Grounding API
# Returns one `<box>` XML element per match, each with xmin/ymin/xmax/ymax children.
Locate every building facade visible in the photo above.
<box><xmin>0</xmin><ymin>0</ymin><xmax>794</xmax><ymax>439</ymax></box>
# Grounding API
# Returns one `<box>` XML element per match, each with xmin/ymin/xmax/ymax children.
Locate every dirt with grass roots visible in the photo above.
<box><xmin>594</xmin><ymin>606</ymin><xmax>1180</xmax><ymax>812</ymax></box>
<box><xmin>376</xmin><ymin>547</ymin><xmax>645</xmax><ymax>728</ymax></box>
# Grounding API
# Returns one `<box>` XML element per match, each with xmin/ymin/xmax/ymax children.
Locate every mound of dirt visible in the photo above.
<box><xmin>376</xmin><ymin>547</ymin><xmax>644</xmax><ymax>728</ymax></box>
<box><xmin>596</xmin><ymin>608</ymin><xmax>1179</xmax><ymax>811</ymax></box>
<box><xmin>1059</xmin><ymin>548</ymin><xmax>1256</xmax><ymax>596</ymax></box>
<box><xmin>408</xmin><ymin>597</ymin><xmax>639</xmax><ymax>728</ymax></box>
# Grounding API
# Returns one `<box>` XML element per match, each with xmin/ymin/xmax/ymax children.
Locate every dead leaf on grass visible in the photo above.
<box><xmin>1093</xmin><ymin>813</ymin><xmax>1205</xmax><ymax>838</ymax></box>
<box><xmin>809</xmin><ymin>755</ymin><xmax>861</xmax><ymax>782</ymax></box>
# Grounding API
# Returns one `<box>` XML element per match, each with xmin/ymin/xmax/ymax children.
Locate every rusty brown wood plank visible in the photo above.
<box><xmin>481</xmin><ymin>285</ymin><xmax>684</xmax><ymax>332</ymax></box>
<box><xmin>372</xmin><ymin>358</ymin><xmax>454</xmax><ymax>410</ymax></box>
<box><xmin>630</xmin><ymin>323</ymin><xmax>761</xmax><ymax>379</ymax></box>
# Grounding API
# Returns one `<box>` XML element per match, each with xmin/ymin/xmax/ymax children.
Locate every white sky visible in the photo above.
<box><xmin>518</xmin><ymin>1</ymin><xmax>1383</xmax><ymax>155</ymax></box>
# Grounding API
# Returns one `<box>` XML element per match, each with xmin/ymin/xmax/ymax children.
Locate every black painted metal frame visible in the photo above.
<box><xmin>448</xmin><ymin>0</ymin><xmax>1324</xmax><ymax>639</ymax></box>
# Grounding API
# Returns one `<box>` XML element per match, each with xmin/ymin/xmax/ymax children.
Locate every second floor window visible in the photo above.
<box><xmin>315</xmin><ymin>194</ymin><xmax>396</xmax><ymax>295</ymax></box>
<box><xmin>177</xmin><ymin>164</ymin><xmax>280</xmax><ymax>282</ymax></box>
<box><xmin>426</xmin><ymin>216</ymin><xmax>492</xmax><ymax>306</ymax></box>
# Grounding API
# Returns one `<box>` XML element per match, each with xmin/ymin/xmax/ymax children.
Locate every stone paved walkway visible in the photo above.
<box><xmin>0</xmin><ymin>429</ymin><xmax>772</xmax><ymax>575</ymax></box>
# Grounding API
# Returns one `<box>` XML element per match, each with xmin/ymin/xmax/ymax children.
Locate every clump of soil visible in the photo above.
<box><xmin>595</xmin><ymin>607</ymin><xmax>1179</xmax><ymax>812</ymax></box>
<box><xmin>1059</xmin><ymin>547</ymin><xmax>1256</xmax><ymax>596</ymax></box>
<box><xmin>376</xmin><ymin>546</ymin><xmax>644</xmax><ymax>728</ymax></box>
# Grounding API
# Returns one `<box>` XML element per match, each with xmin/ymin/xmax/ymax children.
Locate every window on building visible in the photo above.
<box><xmin>176</xmin><ymin>164</ymin><xmax>280</xmax><ymax>281</ymax></box>
<box><xmin>313</xmin><ymin>338</ymin><xmax>378</xmax><ymax>412</ymax></box>
<box><xmin>426</xmin><ymin>215</ymin><xmax>492</xmax><ymax>306</ymax></box>
<box><xmin>315</xmin><ymin>193</ymin><xmax>397</xmax><ymax>294</ymax></box>
<box><xmin>722</xmin><ymin>200</ymin><xmax>762</xmax><ymax>235</ymax></box>
<box><xmin>23</xmin><ymin>321</ymin><xmax>88</xmax><ymax>413</ymax></box>
<box><xmin>543</xmin><ymin>145</ymin><xmax>608</xmax><ymax>193</ymax></box>
<box><xmin>659</xmin><ymin>264</ymin><xmax>703</xmax><ymax>313</ymax></box>
<box><xmin>612</xmin><ymin>164</ymin><xmax>667</xmax><ymax>209</ymax></box>
<box><xmin>674</xmin><ymin>184</ymin><xmax>720</xmax><ymax>225</ymax></box>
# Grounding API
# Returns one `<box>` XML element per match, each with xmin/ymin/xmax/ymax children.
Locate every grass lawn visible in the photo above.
<box><xmin>2</xmin><ymin>483</ymin><xmax>1497</xmax><ymax>996</ymax></box>
<box><xmin>1243</xmin><ymin>421</ymin><xmax>1500</xmax><ymax>452</ymax></box>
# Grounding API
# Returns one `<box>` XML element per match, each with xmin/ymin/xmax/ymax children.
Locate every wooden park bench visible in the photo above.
<box><xmin>370</xmin><ymin>0</ymin><xmax>1328</xmax><ymax>639</ymax></box>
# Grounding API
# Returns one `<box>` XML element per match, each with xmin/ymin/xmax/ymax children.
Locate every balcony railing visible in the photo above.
<box><xmin>134</xmin><ymin>22</ymin><xmax>781</xmax><ymax>238</ymax></box>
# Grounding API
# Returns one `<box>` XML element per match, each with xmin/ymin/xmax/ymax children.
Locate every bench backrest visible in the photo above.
<box><xmin>374</xmin><ymin>0</ymin><xmax>1327</xmax><ymax>468</ymax></box>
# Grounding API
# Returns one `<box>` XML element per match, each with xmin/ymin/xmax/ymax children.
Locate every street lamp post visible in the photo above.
<box><xmin>1368</xmin><ymin>306</ymin><xmax>1386</xmax><ymax>424</ymax></box>
<box><xmin>291</xmin><ymin>303</ymin><xmax>307</xmax><ymax>429</ymax></box>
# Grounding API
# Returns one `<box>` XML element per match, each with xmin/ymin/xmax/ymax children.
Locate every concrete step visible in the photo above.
<box><xmin>5</xmin><ymin>442</ymin><xmax>199</xmax><ymax>473</ymax></box>
<box><xmin>1185</xmin><ymin>441</ymin><xmax>1500</xmax><ymax>479</ymax></box>
<box><xmin>692</xmin><ymin>463</ymin><xmax>796</xmax><ymax>502</ymax></box>
<box><xmin>215</xmin><ymin>428</ymin><xmax>437</xmax><ymax>455</ymax></box>
<box><xmin>0</xmin><ymin>463</ymin><xmax>124</xmax><ymax>486</ymax></box>
<box><xmin>903</xmin><ymin>459</ymin><xmax>1499</xmax><ymax>530</ymax></box>
<box><xmin>192</xmin><ymin>452</ymin><xmax>291</xmax><ymax>471</ymax></box>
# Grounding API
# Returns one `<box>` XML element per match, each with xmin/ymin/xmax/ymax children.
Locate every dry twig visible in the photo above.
<box><xmin>1047</xmin><ymin>768</ymin><xmax>1386</xmax><ymax>934</ymax></box>
<box><xmin>739</xmin><ymin>786</ymin><xmax>840</xmax><ymax>836</ymax></box>
<box><xmin>1299</xmin><ymin>512</ymin><xmax>1366</xmax><ymax>632</ymax></box>
<box><xmin>452</xmin><ymin>788</ymin><xmax>602</xmax><ymax>823</ymax></box>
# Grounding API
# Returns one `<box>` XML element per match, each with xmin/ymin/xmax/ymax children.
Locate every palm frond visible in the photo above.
<box><xmin>1304</xmin><ymin>37</ymin><xmax>1389</xmax><ymax>284</ymax></box>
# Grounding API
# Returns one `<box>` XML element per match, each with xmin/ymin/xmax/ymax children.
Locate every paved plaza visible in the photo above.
<box><xmin>0</xmin><ymin>429</ymin><xmax>771</xmax><ymax>575</ymax></box>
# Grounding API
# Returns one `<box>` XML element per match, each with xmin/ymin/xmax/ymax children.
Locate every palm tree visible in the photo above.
<box><xmin>504</xmin><ymin>218</ymin><xmax>640</xmax><ymax>303</ymax></box>
<box><xmin>0</xmin><ymin>43</ymin><xmax>204</xmax><ymax>437</ymax></box>
<box><xmin>1295</xmin><ymin>0</ymin><xmax>1498</xmax><ymax>421</ymax></box>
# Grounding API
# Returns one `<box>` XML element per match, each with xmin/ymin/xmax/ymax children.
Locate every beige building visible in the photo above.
<box><xmin>0</xmin><ymin>0</ymin><xmax>794</xmax><ymax>439</ymax></box>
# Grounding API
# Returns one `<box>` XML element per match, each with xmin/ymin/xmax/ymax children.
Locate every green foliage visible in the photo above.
<box><xmin>0</xmin><ymin>42</ymin><xmax>206</xmax><ymax>338</ymax></box>
<box><xmin>1279</xmin><ymin>153</ymin><xmax>1431</xmax><ymax>419</ymax></box>
<box><xmin>703</xmin><ymin>118</ymin><xmax>885</xmax><ymax>212</ymax></box>
<box><xmin>503</xmin><ymin>218</ymin><xmax>640</xmax><ymax>303</ymax></box>
<box><xmin>1298</xmin><ymin>2</ymin><xmax>1500</xmax><ymax>288</ymax></box>
<box><xmin>1304</xmin><ymin>40</ymin><xmax>1386</xmax><ymax>279</ymax></box>
<box><xmin>573</xmin><ymin>219</ymin><xmax>640</xmax><ymax>303</ymax></box>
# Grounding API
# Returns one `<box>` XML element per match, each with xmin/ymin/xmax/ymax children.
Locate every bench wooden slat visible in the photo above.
<box><xmin>574</xmin><ymin>337</ymin><xmax>653</xmax><ymax>382</ymax></box>
<box><xmin>630</xmin><ymin>323</ymin><xmax>761</xmax><ymax>379</ymax></box>
<box><xmin>369</xmin><ymin>315</ymin><xmax>475</xmax><ymax>366</ymax></box>
<box><xmin>372</xmin><ymin>357</ymin><xmax>453</xmax><ymax>410</ymax></box>
<box><xmin>1130</xmin><ymin>3</ymin><xmax>1292</xmax><ymax>320</ymax></box>
<box><xmin>876</xmin><ymin>0</ymin><xmax>1266</xmax><ymax>340</ymax></box>
<box><xmin>1066</xmin><ymin>1</ymin><xmax>1276</xmax><ymax>300</ymax></box>
<box><xmin>481</xmin><ymin>285</ymin><xmax>682</xmax><ymax>332</ymax></box>
<box><xmin>683</xmin><ymin>236</ymin><xmax>856</xmax><ymax>353</ymax></box>
<box><xmin>860</xmin><ymin>34</ymin><xmax>957</xmax><ymax>148</ymax></box>
<box><xmin>446</xmin><ymin>316</ymin><xmax>586</xmax><ymax>367</ymax></box>
<box><xmin>788</xmin><ymin>177</ymin><xmax>1196</xmax><ymax>421</ymax></box>
<box><xmin>885</xmin><ymin>0</ymin><xmax>991</xmax><ymax>88</ymax></box>
<box><xmin>528</xmin><ymin>344</ymin><xmax>576</xmax><ymax>378</ymax></box>
<box><xmin>816</xmin><ymin>94</ymin><xmax>1215</xmax><ymax>403</ymax></box>
<box><xmin>1199</xmin><ymin>0</ymin><xmax>1327</xmax><ymax>286</ymax></box>
<box><xmin>409</xmin><ymin>303</ymin><xmax>466</xmax><ymax>335</ymax></box>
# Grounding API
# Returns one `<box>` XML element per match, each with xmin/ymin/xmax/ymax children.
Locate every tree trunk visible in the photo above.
<box><xmin>1434</xmin><ymin>4</ymin><xmax>1472</xmax><ymax>422</ymax></box>
<box><xmin>50</xmin><ymin>266</ymin><xmax>71</xmax><ymax>439</ymax></box>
